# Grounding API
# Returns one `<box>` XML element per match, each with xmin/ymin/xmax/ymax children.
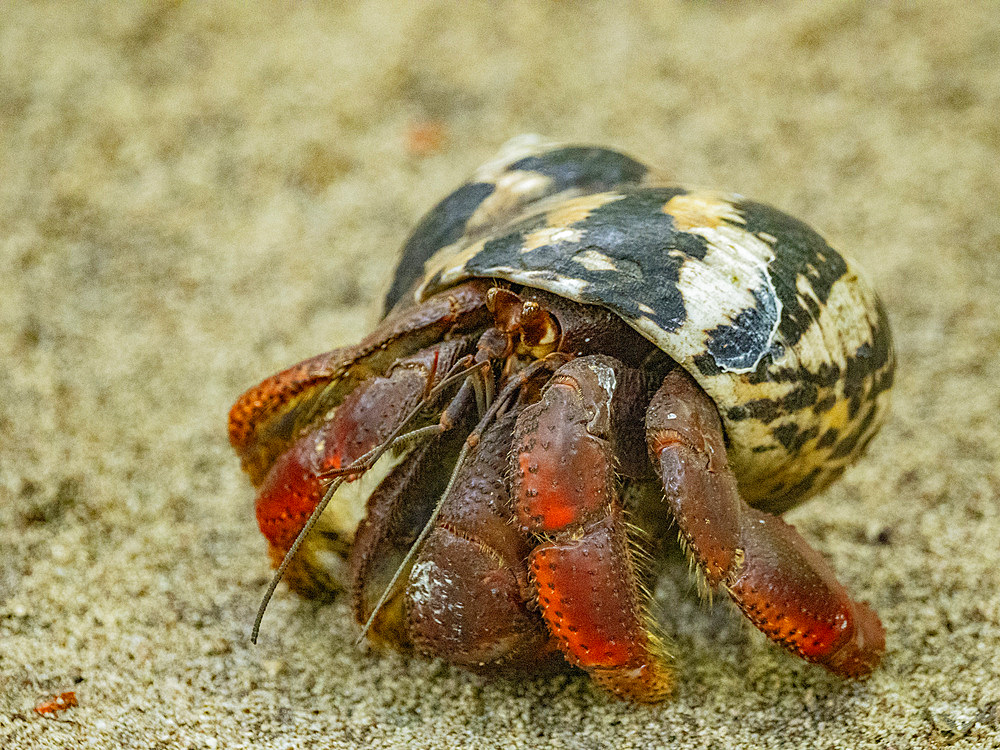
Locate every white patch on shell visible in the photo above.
<box><xmin>670</xmin><ymin>222</ymin><xmax>782</xmax><ymax>374</ymax></box>
<box><xmin>466</xmin><ymin>170</ymin><xmax>555</xmax><ymax>236</ymax></box>
<box><xmin>571</xmin><ymin>248</ymin><xmax>618</xmax><ymax>271</ymax></box>
<box><xmin>549</xmin><ymin>226</ymin><xmax>582</xmax><ymax>244</ymax></box>
<box><xmin>792</xmin><ymin>266</ymin><xmax>881</xmax><ymax>373</ymax></box>
<box><xmin>461</xmin><ymin>136</ymin><xmax>566</xmax><ymax>237</ymax></box>
<box><xmin>520</xmin><ymin>225</ymin><xmax>584</xmax><ymax>253</ymax></box>
<box><xmin>472</xmin><ymin>134</ymin><xmax>551</xmax><ymax>180</ymax></box>
<box><xmin>417</xmin><ymin>237</ymin><xmax>491</xmax><ymax>295</ymax></box>
<box><xmin>496</xmin><ymin>170</ymin><xmax>551</xmax><ymax>198</ymax></box>
<box><xmin>518</xmin><ymin>271</ymin><xmax>591</xmax><ymax>298</ymax></box>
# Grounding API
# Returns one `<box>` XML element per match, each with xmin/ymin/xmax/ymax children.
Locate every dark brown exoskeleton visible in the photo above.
<box><xmin>229</xmin><ymin>280</ymin><xmax>884</xmax><ymax>703</ymax></box>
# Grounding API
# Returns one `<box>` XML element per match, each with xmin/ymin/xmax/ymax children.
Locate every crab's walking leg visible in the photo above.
<box><xmin>229</xmin><ymin>281</ymin><xmax>491</xmax><ymax>485</ymax></box>
<box><xmin>253</xmin><ymin>338</ymin><xmax>473</xmax><ymax>598</ymax></box>
<box><xmin>513</xmin><ymin>356</ymin><xmax>672</xmax><ymax>702</ymax></box>
<box><xmin>646</xmin><ymin>368</ymin><xmax>885</xmax><ymax>678</ymax></box>
<box><xmin>348</xmin><ymin>423</ymin><xmax>471</xmax><ymax>646</ymax></box>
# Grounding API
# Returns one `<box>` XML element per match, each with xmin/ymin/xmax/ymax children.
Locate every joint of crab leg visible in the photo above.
<box><xmin>356</xmin><ymin>434</ymin><xmax>476</xmax><ymax>645</ymax></box>
<box><xmin>646</xmin><ymin>368</ymin><xmax>884</xmax><ymax>678</ymax></box>
<box><xmin>349</xmin><ymin>423</ymin><xmax>473</xmax><ymax>646</ymax></box>
<box><xmin>253</xmin><ymin>413</ymin><xmax>466</xmax><ymax>643</ymax></box>
<box><xmin>356</xmin><ymin>356</ymin><xmax>557</xmax><ymax>645</ymax></box>
<box><xmin>315</xmin><ymin>354</ymin><xmax>485</xmax><ymax>483</ymax></box>
<box><xmin>254</xmin><ymin>343</ymin><xmax>467</xmax><ymax>555</ymax></box>
<box><xmin>529</xmin><ymin>514</ymin><xmax>672</xmax><ymax>702</ymax></box>
<box><xmin>648</xmin><ymin>432</ymin><xmax>742</xmax><ymax>585</ymax></box>
<box><xmin>514</xmin><ymin>355</ymin><xmax>645</xmax><ymax>532</ymax></box>
<box><xmin>319</xmin><ymin>424</ymin><xmax>445</xmax><ymax>480</ymax></box>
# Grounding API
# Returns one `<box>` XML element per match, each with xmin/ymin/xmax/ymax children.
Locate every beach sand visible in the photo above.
<box><xmin>2</xmin><ymin>3</ymin><xmax>998</xmax><ymax>747</ymax></box>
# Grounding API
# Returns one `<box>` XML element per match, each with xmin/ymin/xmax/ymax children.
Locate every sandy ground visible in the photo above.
<box><xmin>2</xmin><ymin>3</ymin><xmax>999</xmax><ymax>748</ymax></box>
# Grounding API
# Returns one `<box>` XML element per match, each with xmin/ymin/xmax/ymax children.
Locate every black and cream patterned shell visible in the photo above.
<box><xmin>386</xmin><ymin>136</ymin><xmax>895</xmax><ymax>513</ymax></box>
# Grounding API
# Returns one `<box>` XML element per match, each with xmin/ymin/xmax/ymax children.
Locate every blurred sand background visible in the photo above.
<box><xmin>2</xmin><ymin>2</ymin><xmax>999</xmax><ymax>748</ymax></box>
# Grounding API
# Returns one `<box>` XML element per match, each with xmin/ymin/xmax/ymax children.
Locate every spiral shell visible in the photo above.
<box><xmin>390</xmin><ymin>138</ymin><xmax>894</xmax><ymax>512</ymax></box>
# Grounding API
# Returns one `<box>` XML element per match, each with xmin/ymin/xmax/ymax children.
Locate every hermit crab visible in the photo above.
<box><xmin>229</xmin><ymin>137</ymin><xmax>894</xmax><ymax>702</ymax></box>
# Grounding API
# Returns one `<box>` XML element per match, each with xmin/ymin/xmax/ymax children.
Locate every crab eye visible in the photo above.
<box><xmin>519</xmin><ymin>302</ymin><xmax>561</xmax><ymax>358</ymax></box>
<box><xmin>485</xmin><ymin>286</ymin><xmax>499</xmax><ymax>312</ymax></box>
<box><xmin>488</xmin><ymin>287</ymin><xmax>525</xmax><ymax>333</ymax></box>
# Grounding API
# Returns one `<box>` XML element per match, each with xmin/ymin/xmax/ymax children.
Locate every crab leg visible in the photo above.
<box><xmin>646</xmin><ymin>368</ymin><xmax>885</xmax><ymax>678</ymax></box>
<box><xmin>512</xmin><ymin>355</ymin><xmax>672</xmax><ymax>702</ymax></box>
<box><xmin>229</xmin><ymin>280</ymin><xmax>491</xmax><ymax>485</ymax></box>
<box><xmin>348</xmin><ymin>423</ymin><xmax>471</xmax><ymax>646</ymax></box>
<box><xmin>253</xmin><ymin>338</ymin><xmax>474</xmax><ymax>599</ymax></box>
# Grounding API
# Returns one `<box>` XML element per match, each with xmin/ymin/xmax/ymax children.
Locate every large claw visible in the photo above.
<box><xmin>513</xmin><ymin>355</ymin><xmax>672</xmax><ymax>702</ymax></box>
<box><xmin>228</xmin><ymin>281</ymin><xmax>491</xmax><ymax>485</ymax></box>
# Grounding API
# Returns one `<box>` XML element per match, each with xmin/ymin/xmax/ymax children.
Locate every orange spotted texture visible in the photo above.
<box><xmin>513</xmin><ymin>383</ymin><xmax>612</xmax><ymax>532</ymax></box>
<box><xmin>727</xmin><ymin>509</ymin><xmax>885</xmax><ymax>677</ymax></box>
<box><xmin>253</xmin><ymin>389</ymin><xmax>375</xmax><ymax>554</ymax></box>
<box><xmin>229</xmin><ymin>351</ymin><xmax>340</xmax><ymax>486</ymax></box>
<box><xmin>254</xmin><ymin>424</ymin><xmax>330</xmax><ymax>553</ymax></box>
<box><xmin>529</xmin><ymin>516</ymin><xmax>671</xmax><ymax>701</ymax></box>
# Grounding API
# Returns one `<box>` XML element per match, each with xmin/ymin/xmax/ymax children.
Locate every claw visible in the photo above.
<box><xmin>513</xmin><ymin>355</ymin><xmax>672</xmax><ymax>702</ymax></box>
<box><xmin>253</xmin><ymin>339</ymin><xmax>472</xmax><ymax>598</ymax></box>
<box><xmin>229</xmin><ymin>281</ymin><xmax>491</xmax><ymax>485</ymax></box>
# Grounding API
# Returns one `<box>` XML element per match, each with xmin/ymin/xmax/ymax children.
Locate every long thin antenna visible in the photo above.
<box><xmin>251</xmin><ymin>472</ymin><xmax>346</xmax><ymax>643</ymax></box>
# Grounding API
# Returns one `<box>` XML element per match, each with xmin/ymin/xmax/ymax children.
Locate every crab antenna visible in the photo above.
<box><xmin>251</xmin><ymin>472</ymin><xmax>346</xmax><ymax>644</ymax></box>
<box><xmin>250</xmin><ymin>358</ymin><xmax>486</xmax><ymax>643</ymax></box>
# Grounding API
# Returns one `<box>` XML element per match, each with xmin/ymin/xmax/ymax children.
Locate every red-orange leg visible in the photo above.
<box><xmin>646</xmin><ymin>368</ymin><xmax>885</xmax><ymax>678</ymax></box>
<box><xmin>513</xmin><ymin>355</ymin><xmax>672</xmax><ymax>702</ymax></box>
<box><xmin>228</xmin><ymin>281</ymin><xmax>491</xmax><ymax>485</ymax></box>
<box><xmin>253</xmin><ymin>338</ymin><xmax>473</xmax><ymax>598</ymax></box>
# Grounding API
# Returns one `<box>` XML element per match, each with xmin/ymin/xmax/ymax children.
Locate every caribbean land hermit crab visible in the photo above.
<box><xmin>229</xmin><ymin>137</ymin><xmax>894</xmax><ymax>702</ymax></box>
